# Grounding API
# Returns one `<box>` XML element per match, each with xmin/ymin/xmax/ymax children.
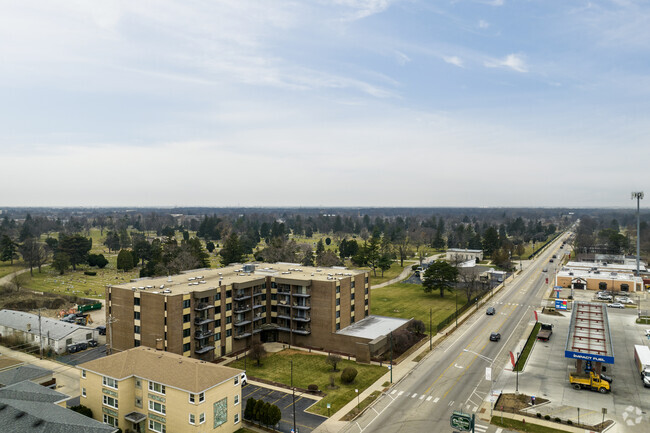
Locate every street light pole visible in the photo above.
<box><xmin>455</xmin><ymin>290</ymin><xmax>458</xmax><ymax>328</ymax></box>
<box><xmin>632</xmin><ymin>192</ymin><xmax>644</xmax><ymax>276</ymax></box>
<box><xmin>429</xmin><ymin>308</ymin><xmax>432</xmax><ymax>351</ymax></box>
<box><xmin>516</xmin><ymin>351</ymin><xmax>520</xmax><ymax>393</ymax></box>
<box><xmin>390</xmin><ymin>332</ymin><xmax>393</xmax><ymax>384</ymax></box>
<box><xmin>291</xmin><ymin>360</ymin><xmax>296</xmax><ymax>433</ymax></box>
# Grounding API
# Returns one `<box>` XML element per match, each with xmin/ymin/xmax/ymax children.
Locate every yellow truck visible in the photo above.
<box><xmin>569</xmin><ymin>371</ymin><xmax>611</xmax><ymax>394</ymax></box>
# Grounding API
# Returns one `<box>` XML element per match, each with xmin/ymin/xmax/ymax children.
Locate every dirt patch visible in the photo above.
<box><xmin>541</xmin><ymin>307</ymin><xmax>565</xmax><ymax>316</ymax></box>
<box><xmin>494</xmin><ymin>393</ymin><xmax>548</xmax><ymax>412</ymax></box>
<box><xmin>0</xmin><ymin>288</ymin><xmax>76</xmax><ymax>313</ymax></box>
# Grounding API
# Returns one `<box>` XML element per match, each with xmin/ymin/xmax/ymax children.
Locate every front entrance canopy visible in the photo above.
<box><xmin>565</xmin><ymin>302</ymin><xmax>614</xmax><ymax>364</ymax></box>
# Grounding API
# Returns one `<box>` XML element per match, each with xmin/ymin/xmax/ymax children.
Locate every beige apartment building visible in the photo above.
<box><xmin>106</xmin><ymin>263</ymin><xmax>371</xmax><ymax>361</ymax></box>
<box><xmin>78</xmin><ymin>346</ymin><xmax>243</xmax><ymax>433</ymax></box>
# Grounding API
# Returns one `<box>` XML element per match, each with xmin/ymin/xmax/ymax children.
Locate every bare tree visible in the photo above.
<box><xmin>19</xmin><ymin>238</ymin><xmax>49</xmax><ymax>276</ymax></box>
<box><xmin>458</xmin><ymin>266</ymin><xmax>481</xmax><ymax>303</ymax></box>
<box><xmin>326</xmin><ymin>353</ymin><xmax>342</xmax><ymax>372</ymax></box>
<box><xmin>249</xmin><ymin>342</ymin><xmax>267</xmax><ymax>366</ymax></box>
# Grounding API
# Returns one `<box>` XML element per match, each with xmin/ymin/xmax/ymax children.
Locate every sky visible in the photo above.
<box><xmin>1</xmin><ymin>0</ymin><xmax>649</xmax><ymax>208</ymax></box>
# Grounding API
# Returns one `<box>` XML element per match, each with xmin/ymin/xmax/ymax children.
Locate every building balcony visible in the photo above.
<box><xmin>195</xmin><ymin>345</ymin><xmax>214</xmax><ymax>354</ymax></box>
<box><xmin>194</xmin><ymin>317</ymin><xmax>212</xmax><ymax>326</ymax></box>
<box><xmin>253</xmin><ymin>315</ymin><xmax>264</xmax><ymax>322</ymax></box>
<box><xmin>277</xmin><ymin>289</ymin><xmax>291</xmax><ymax>295</ymax></box>
<box><xmin>292</xmin><ymin>303</ymin><xmax>311</xmax><ymax>310</ymax></box>
<box><xmin>293</xmin><ymin>328</ymin><xmax>311</xmax><ymax>335</ymax></box>
<box><xmin>234</xmin><ymin>332</ymin><xmax>252</xmax><ymax>340</ymax></box>
<box><xmin>253</xmin><ymin>290</ymin><xmax>263</xmax><ymax>296</ymax></box>
<box><xmin>252</xmin><ymin>303</ymin><xmax>264</xmax><ymax>310</ymax></box>
<box><xmin>233</xmin><ymin>292</ymin><xmax>251</xmax><ymax>301</ymax></box>
<box><xmin>234</xmin><ymin>305</ymin><xmax>251</xmax><ymax>314</ymax></box>
<box><xmin>292</xmin><ymin>292</ymin><xmax>311</xmax><ymax>298</ymax></box>
<box><xmin>195</xmin><ymin>330</ymin><xmax>214</xmax><ymax>340</ymax></box>
<box><xmin>194</xmin><ymin>302</ymin><xmax>213</xmax><ymax>311</ymax></box>
<box><xmin>276</xmin><ymin>326</ymin><xmax>291</xmax><ymax>332</ymax></box>
<box><xmin>235</xmin><ymin>319</ymin><xmax>252</xmax><ymax>327</ymax></box>
<box><xmin>293</xmin><ymin>315</ymin><xmax>311</xmax><ymax>322</ymax></box>
<box><xmin>277</xmin><ymin>313</ymin><xmax>291</xmax><ymax>320</ymax></box>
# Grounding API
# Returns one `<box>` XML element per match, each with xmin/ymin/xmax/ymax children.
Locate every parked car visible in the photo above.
<box><xmin>67</xmin><ymin>344</ymin><xmax>78</xmax><ymax>354</ymax></box>
<box><xmin>486</xmin><ymin>307</ymin><xmax>496</xmax><ymax>315</ymax></box>
<box><xmin>96</xmin><ymin>326</ymin><xmax>106</xmax><ymax>335</ymax></box>
<box><xmin>646</xmin><ymin>329</ymin><xmax>650</xmax><ymax>337</ymax></box>
<box><xmin>616</xmin><ymin>297</ymin><xmax>634</xmax><ymax>304</ymax></box>
<box><xmin>549</xmin><ymin>259</ymin><xmax>554</xmax><ymax>263</ymax></box>
<box><xmin>240</xmin><ymin>373</ymin><xmax>248</xmax><ymax>386</ymax></box>
<box><xmin>607</xmin><ymin>303</ymin><xmax>624</xmax><ymax>309</ymax></box>
<box><xmin>88</xmin><ymin>340</ymin><xmax>98</xmax><ymax>347</ymax></box>
<box><xmin>489</xmin><ymin>332</ymin><xmax>501</xmax><ymax>342</ymax></box>
<box><xmin>76</xmin><ymin>341</ymin><xmax>88</xmax><ymax>351</ymax></box>
<box><xmin>598</xmin><ymin>294</ymin><xmax>613</xmax><ymax>301</ymax></box>
<box><xmin>542</xmin><ymin>268</ymin><xmax>548</xmax><ymax>272</ymax></box>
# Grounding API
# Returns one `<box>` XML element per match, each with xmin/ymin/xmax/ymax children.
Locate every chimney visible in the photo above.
<box><xmin>155</xmin><ymin>338</ymin><xmax>164</xmax><ymax>350</ymax></box>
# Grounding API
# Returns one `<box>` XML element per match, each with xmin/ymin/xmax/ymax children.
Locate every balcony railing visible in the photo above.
<box><xmin>293</xmin><ymin>328</ymin><xmax>311</xmax><ymax>335</ymax></box>
<box><xmin>195</xmin><ymin>345</ymin><xmax>214</xmax><ymax>354</ymax></box>
<box><xmin>234</xmin><ymin>305</ymin><xmax>251</xmax><ymax>314</ymax></box>
<box><xmin>194</xmin><ymin>317</ymin><xmax>212</xmax><ymax>326</ymax></box>
<box><xmin>234</xmin><ymin>332</ymin><xmax>252</xmax><ymax>340</ymax></box>
<box><xmin>292</xmin><ymin>303</ymin><xmax>311</xmax><ymax>309</ymax></box>
<box><xmin>233</xmin><ymin>292</ymin><xmax>251</xmax><ymax>301</ymax></box>
<box><xmin>293</xmin><ymin>315</ymin><xmax>310</xmax><ymax>322</ymax></box>
<box><xmin>292</xmin><ymin>291</ymin><xmax>311</xmax><ymax>298</ymax></box>
<box><xmin>194</xmin><ymin>302</ymin><xmax>213</xmax><ymax>311</ymax></box>
<box><xmin>234</xmin><ymin>319</ymin><xmax>251</xmax><ymax>327</ymax></box>
<box><xmin>195</xmin><ymin>330</ymin><xmax>214</xmax><ymax>340</ymax></box>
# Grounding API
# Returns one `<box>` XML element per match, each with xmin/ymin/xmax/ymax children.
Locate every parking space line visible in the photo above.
<box><xmin>426</xmin><ymin>396</ymin><xmax>432</xmax><ymax>401</ymax></box>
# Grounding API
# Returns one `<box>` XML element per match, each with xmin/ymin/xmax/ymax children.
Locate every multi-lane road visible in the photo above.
<box><xmin>342</xmin><ymin>234</ymin><xmax>569</xmax><ymax>433</ymax></box>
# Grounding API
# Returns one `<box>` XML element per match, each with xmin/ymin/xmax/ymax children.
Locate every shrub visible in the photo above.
<box><xmin>84</xmin><ymin>271</ymin><xmax>97</xmax><ymax>276</ymax></box>
<box><xmin>326</xmin><ymin>353</ymin><xmax>342</xmax><ymax>372</ymax></box>
<box><xmin>308</xmin><ymin>384</ymin><xmax>319</xmax><ymax>392</ymax></box>
<box><xmin>554</xmin><ymin>417</ymin><xmax>561</xmax><ymax>423</ymax></box>
<box><xmin>536</xmin><ymin>413</ymin><xmax>542</xmax><ymax>418</ymax></box>
<box><xmin>408</xmin><ymin>319</ymin><xmax>426</xmax><ymax>335</ymax></box>
<box><xmin>70</xmin><ymin>405</ymin><xmax>93</xmax><ymax>418</ymax></box>
<box><xmin>567</xmin><ymin>420</ymin><xmax>573</xmax><ymax>425</ymax></box>
<box><xmin>88</xmin><ymin>253</ymin><xmax>108</xmax><ymax>268</ymax></box>
<box><xmin>341</xmin><ymin>367</ymin><xmax>358</xmax><ymax>384</ymax></box>
<box><xmin>244</xmin><ymin>397</ymin><xmax>256</xmax><ymax>420</ymax></box>
<box><xmin>267</xmin><ymin>404</ymin><xmax>282</xmax><ymax>427</ymax></box>
<box><xmin>544</xmin><ymin>415</ymin><xmax>551</xmax><ymax>420</ymax></box>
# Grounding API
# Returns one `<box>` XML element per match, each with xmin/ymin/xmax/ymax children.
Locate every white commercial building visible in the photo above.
<box><xmin>0</xmin><ymin>310</ymin><xmax>97</xmax><ymax>354</ymax></box>
<box><xmin>446</xmin><ymin>248</ymin><xmax>484</xmax><ymax>262</ymax></box>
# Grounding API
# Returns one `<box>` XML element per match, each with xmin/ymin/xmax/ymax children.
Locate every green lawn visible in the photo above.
<box><xmin>0</xmin><ymin>261</ymin><xmax>24</xmax><ymax>279</ymax></box>
<box><xmin>228</xmin><ymin>349</ymin><xmax>387</xmax><ymax>417</ymax></box>
<box><xmin>360</xmin><ymin>262</ymin><xmax>407</xmax><ymax>286</ymax></box>
<box><xmin>371</xmin><ymin>282</ymin><xmax>468</xmax><ymax>334</ymax></box>
<box><xmin>515</xmin><ymin>322</ymin><xmax>541</xmax><ymax>371</ymax></box>
<box><xmin>491</xmin><ymin>416</ymin><xmax>572</xmax><ymax>433</ymax></box>
<box><xmin>20</xmin><ymin>255</ymin><xmax>138</xmax><ymax>299</ymax></box>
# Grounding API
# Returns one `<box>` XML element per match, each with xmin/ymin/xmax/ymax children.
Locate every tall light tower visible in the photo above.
<box><xmin>631</xmin><ymin>192</ymin><xmax>644</xmax><ymax>276</ymax></box>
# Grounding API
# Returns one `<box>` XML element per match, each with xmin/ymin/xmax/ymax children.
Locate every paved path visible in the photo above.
<box><xmin>372</xmin><ymin>254</ymin><xmax>444</xmax><ymax>289</ymax></box>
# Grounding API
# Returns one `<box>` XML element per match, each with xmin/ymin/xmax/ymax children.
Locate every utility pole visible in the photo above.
<box><xmin>429</xmin><ymin>308</ymin><xmax>432</xmax><ymax>351</ymax></box>
<box><xmin>390</xmin><ymin>331</ymin><xmax>393</xmax><ymax>383</ymax></box>
<box><xmin>516</xmin><ymin>351</ymin><xmax>520</xmax><ymax>393</ymax></box>
<box><xmin>291</xmin><ymin>360</ymin><xmax>296</xmax><ymax>433</ymax></box>
<box><xmin>632</xmin><ymin>192</ymin><xmax>644</xmax><ymax>276</ymax></box>
<box><xmin>38</xmin><ymin>308</ymin><xmax>43</xmax><ymax>360</ymax></box>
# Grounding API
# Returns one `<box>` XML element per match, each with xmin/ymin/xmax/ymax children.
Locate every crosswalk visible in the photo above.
<box><xmin>494</xmin><ymin>302</ymin><xmax>523</xmax><ymax>307</ymax></box>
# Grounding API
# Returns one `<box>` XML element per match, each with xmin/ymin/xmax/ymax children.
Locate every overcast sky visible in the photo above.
<box><xmin>1</xmin><ymin>1</ymin><xmax>648</xmax><ymax>208</ymax></box>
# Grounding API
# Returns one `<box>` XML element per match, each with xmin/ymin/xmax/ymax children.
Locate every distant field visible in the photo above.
<box><xmin>371</xmin><ymin>282</ymin><xmax>467</xmax><ymax>334</ymax></box>
<box><xmin>0</xmin><ymin>261</ymin><xmax>24</xmax><ymax>279</ymax></box>
<box><xmin>21</xmin><ymin>255</ymin><xmax>138</xmax><ymax>299</ymax></box>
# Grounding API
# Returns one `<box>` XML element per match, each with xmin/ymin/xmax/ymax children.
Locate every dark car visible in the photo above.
<box><xmin>96</xmin><ymin>326</ymin><xmax>106</xmax><ymax>335</ymax></box>
<box><xmin>486</xmin><ymin>307</ymin><xmax>496</xmax><ymax>315</ymax></box>
<box><xmin>76</xmin><ymin>342</ymin><xmax>88</xmax><ymax>351</ymax></box>
<box><xmin>489</xmin><ymin>332</ymin><xmax>501</xmax><ymax>342</ymax></box>
<box><xmin>88</xmin><ymin>340</ymin><xmax>98</xmax><ymax>347</ymax></box>
<box><xmin>67</xmin><ymin>344</ymin><xmax>78</xmax><ymax>353</ymax></box>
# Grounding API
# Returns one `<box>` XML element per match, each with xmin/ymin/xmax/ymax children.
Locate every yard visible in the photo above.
<box><xmin>228</xmin><ymin>349</ymin><xmax>387</xmax><ymax>417</ymax></box>
<box><xmin>360</xmin><ymin>262</ymin><xmax>407</xmax><ymax>286</ymax></box>
<box><xmin>370</xmin><ymin>282</ymin><xmax>468</xmax><ymax>334</ymax></box>
<box><xmin>0</xmin><ymin>261</ymin><xmax>24</xmax><ymax>279</ymax></box>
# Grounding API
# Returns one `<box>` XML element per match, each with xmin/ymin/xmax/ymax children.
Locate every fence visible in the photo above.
<box><xmin>436</xmin><ymin>288</ymin><xmax>490</xmax><ymax>332</ymax></box>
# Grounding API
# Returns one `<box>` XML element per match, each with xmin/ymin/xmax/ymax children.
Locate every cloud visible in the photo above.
<box><xmin>478</xmin><ymin>19</ymin><xmax>490</xmax><ymax>29</ymax></box>
<box><xmin>331</xmin><ymin>0</ymin><xmax>396</xmax><ymax>21</ymax></box>
<box><xmin>395</xmin><ymin>51</ymin><xmax>411</xmax><ymax>65</ymax></box>
<box><xmin>482</xmin><ymin>0</ymin><xmax>504</xmax><ymax>6</ymax></box>
<box><xmin>484</xmin><ymin>54</ymin><xmax>528</xmax><ymax>73</ymax></box>
<box><xmin>443</xmin><ymin>56</ymin><xmax>464</xmax><ymax>68</ymax></box>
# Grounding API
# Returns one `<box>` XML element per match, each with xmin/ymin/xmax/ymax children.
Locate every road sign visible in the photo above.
<box><xmin>450</xmin><ymin>411</ymin><xmax>473</xmax><ymax>432</ymax></box>
<box><xmin>555</xmin><ymin>299</ymin><xmax>568</xmax><ymax>310</ymax></box>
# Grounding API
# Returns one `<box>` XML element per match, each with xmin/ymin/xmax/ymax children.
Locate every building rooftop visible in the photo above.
<box><xmin>0</xmin><ymin>380</ymin><xmax>69</xmax><ymax>405</ymax></box>
<box><xmin>565</xmin><ymin>260</ymin><xmax>647</xmax><ymax>274</ymax></box>
<box><xmin>111</xmin><ymin>262</ymin><xmax>366</xmax><ymax>296</ymax></box>
<box><xmin>78</xmin><ymin>346</ymin><xmax>242</xmax><ymax>393</ymax></box>
<box><xmin>336</xmin><ymin>315</ymin><xmax>410</xmax><ymax>340</ymax></box>
<box><xmin>557</xmin><ymin>267</ymin><xmax>643</xmax><ymax>283</ymax></box>
<box><xmin>0</xmin><ymin>309</ymin><xmax>95</xmax><ymax>341</ymax></box>
<box><xmin>0</xmin><ymin>354</ymin><xmax>23</xmax><ymax>371</ymax></box>
<box><xmin>0</xmin><ymin>397</ymin><xmax>117</xmax><ymax>433</ymax></box>
<box><xmin>447</xmin><ymin>248</ymin><xmax>483</xmax><ymax>253</ymax></box>
<box><xmin>0</xmin><ymin>365</ymin><xmax>52</xmax><ymax>387</ymax></box>
<box><xmin>565</xmin><ymin>302</ymin><xmax>614</xmax><ymax>364</ymax></box>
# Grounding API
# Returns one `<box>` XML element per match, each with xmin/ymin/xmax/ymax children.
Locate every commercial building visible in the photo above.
<box><xmin>446</xmin><ymin>249</ymin><xmax>483</xmax><ymax>263</ymax></box>
<box><xmin>556</xmin><ymin>261</ymin><xmax>644</xmax><ymax>292</ymax></box>
<box><xmin>106</xmin><ymin>263</ymin><xmax>375</xmax><ymax>361</ymax></box>
<box><xmin>0</xmin><ymin>309</ymin><xmax>98</xmax><ymax>354</ymax></box>
<box><xmin>78</xmin><ymin>346</ymin><xmax>243</xmax><ymax>433</ymax></box>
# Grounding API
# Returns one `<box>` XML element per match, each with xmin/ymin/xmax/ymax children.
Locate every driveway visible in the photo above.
<box><xmin>57</xmin><ymin>344</ymin><xmax>108</xmax><ymax>366</ymax></box>
<box><xmin>243</xmin><ymin>384</ymin><xmax>327</xmax><ymax>433</ymax></box>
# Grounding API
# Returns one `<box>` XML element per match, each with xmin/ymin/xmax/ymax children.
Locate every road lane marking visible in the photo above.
<box><xmin>426</xmin><ymin>396</ymin><xmax>432</xmax><ymax>401</ymax></box>
<box><xmin>496</xmin><ymin>428</ymin><xmax>503</xmax><ymax>433</ymax></box>
<box><xmin>448</xmin><ymin>400</ymin><xmax>454</xmax><ymax>406</ymax></box>
<box><xmin>398</xmin><ymin>391</ymin><xmax>404</xmax><ymax>397</ymax></box>
<box><xmin>419</xmin><ymin>395</ymin><xmax>425</xmax><ymax>400</ymax></box>
<box><xmin>390</xmin><ymin>390</ymin><xmax>396</xmax><ymax>395</ymax></box>
<box><xmin>411</xmin><ymin>393</ymin><xmax>417</xmax><ymax>398</ymax></box>
<box><xmin>473</xmin><ymin>406</ymin><xmax>478</xmax><ymax>412</ymax></box>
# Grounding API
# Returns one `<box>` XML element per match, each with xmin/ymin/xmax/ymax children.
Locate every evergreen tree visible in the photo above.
<box><xmin>117</xmin><ymin>249</ymin><xmax>135</xmax><ymax>271</ymax></box>
<box><xmin>219</xmin><ymin>233</ymin><xmax>244</xmax><ymax>265</ymax></box>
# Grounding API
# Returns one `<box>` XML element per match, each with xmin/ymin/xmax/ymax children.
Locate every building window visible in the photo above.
<box><xmin>148</xmin><ymin>419</ymin><xmax>165</xmax><ymax>433</ymax></box>
<box><xmin>215</xmin><ymin>293</ymin><xmax>221</xmax><ymax>301</ymax></box>
<box><xmin>102</xmin><ymin>376</ymin><xmax>118</xmax><ymax>389</ymax></box>
<box><xmin>234</xmin><ymin>413</ymin><xmax>240</xmax><ymax>424</ymax></box>
<box><xmin>149</xmin><ymin>400</ymin><xmax>166</xmax><ymax>415</ymax></box>
<box><xmin>148</xmin><ymin>381</ymin><xmax>166</xmax><ymax>395</ymax></box>
<box><xmin>336</xmin><ymin>286</ymin><xmax>340</xmax><ymax>293</ymax></box>
<box><xmin>183</xmin><ymin>299</ymin><xmax>191</xmax><ymax>309</ymax></box>
<box><xmin>135</xmin><ymin>379</ymin><xmax>141</xmax><ymax>388</ymax></box>
<box><xmin>81</xmin><ymin>370</ymin><xmax>86</xmax><ymax>378</ymax></box>
<box><xmin>103</xmin><ymin>414</ymin><xmax>118</xmax><ymax>427</ymax></box>
<box><xmin>365</xmin><ymin>299</ymin><xmax>369</xmax><ymax>306</ymax></box>
<box><xmin>226</xmin><ymin>316</ymin><xmax>232</xmax><ymax>324</ymax></box>
<box><xmin>271</xmin><ymin>294</ymin><xmax>277</xmax><ymax>300</ymax></box>
<box><xmin>351</xmin><ymin>293</ymin><xmax>355</xmax><ymax>300</ymax></box>
<box><xmin>365</xmin><ymin>287</ymin><xmax>369</xmax><ymax>294</ymax></box>
<box><xmin>234</xmin><ymin>394</ymin><xmax>239</xmax><ymax>405</ymax></box>
<box><xmin>271</xmin><ymin>282</ymin><xmax>277</xmax><ymax>288</ymax></box>
<box><xmin>183</xmin><ymin>328</ymin><xmax>191</xmax><ymax>338</ymax></box>
<box><xmin>134</xmin><ymin>297</ymin><xmax>140</xmax><ymax>306</ymax></box>
<box><xmin>351</xmin><ymin>281</ymin><xmax>355</xmax><ymax>288</ymax></box>
<box><xmin>135</xmin><ymin>397</ymin><xmax>142</xmax><ymax>408</ymax></box>
<box><xmin>103</xmin><ymin>395</ymin><xmax>118</xmax><ymax>409</ymax></box>
<box><xmin>199</xmin><ymin>392</ymin><xmax>205</xmax><ymax>403</ymax></box>
<box><xmin>226</xmin><ymin>303</ymin><xmax>232</xmax><ymax>311</ymax></box>
<box><xmin>189</xmin><ymin>393</ymin><xmax>195</xmax><ymax>404</ymax></box>
<box><xmin>234</xmin><ymin>375</ymin><xmax>239</xmax><ymax>386</ymax></box>
<box><xmin>351</xmin><ymin>316</ymin><xmax>355</xmax><ymax>323</ymax></box>
<box><xmin>365</xmin><ymin>276</ymin><xmax>368</xmax><ymax>283</ymax></box>
<box><xmin>134</xmin><ymin>339</ymin><xmax>141</xmax><ymax>347</ymax></box>
<box><xmin>199</xmin><ymin>413</ymin><xmax>205</xmax><ymax>424</ymax></box>
<box><xmin>215</xmin><ymin>306</ymin><xmax>221</xmax><ymax>314</ymax></box>
<box><xmin>134</xmin><ymin>325</ymin><xmax>140</xmax><ymax>334</ymax></box>
<box><xmin>365</xmin><ymin>308</ymin><xmax>369</xmax><ymax>316</ymax></box>
<box><xmin>336</xmin><ymin>311</ymin><xmax>340</xmax><ymax>318</ymax></box>
<box><xmin>134</xmin><ymin>311</ymin><xmax>140</xmax><ymax>320</ymax></box>
<box><xmin>226</xmin><ymin>329</ymin><xmax>232</xmax><ymax>337</ymax></box>
<box><xmin>183</xmin><ymin>314</ymin><xmax>191</xmax><ymax>323</ymax></box>
<box><xmin>262</xmin><ymin>294</ymin><xmax>267</xmax><ymax>301</ymax></box>
<box><xmin>183</xmin><ymin>342</ymin><xmax>191</xmax><ymax>352</ymax></box>
<box><xmin>336</xmin><ymin>298</ymin><xmax>340</xmax><ymax>306</ymax></box>
<box><xmin>189</xmin><ymin>413</ymin><xmax>195</xmax><ymax>424</ymax></box>
<box><xmin>226</xmin><ymin>290</ymin><xmax>232</xmax><ymax>298</ymax></box>
<box><xmin>215</xmin><ymin>332</ymin><xmax>221</xmax><ymax>341</ymax></box>
<box><xmin>81</xmin><ymin>387</ymin><xmax>86</xmax><ymax>397</ymax></box>
<box><xmin>215</xmin><ymin>319</ymin><xmax>221</xmax><ymax>327</ymax></box>
<box><xmin>336</xmin><ymin>323</ymin><xmax>340</xmax><ymax>331</ymax></box>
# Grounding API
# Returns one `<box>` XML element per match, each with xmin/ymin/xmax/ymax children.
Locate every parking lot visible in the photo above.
<box><xmin>243</xmin><ymin>384</ymin><xmax>327</xmax><ymax>433</ymax></box>
<box><xmin>57</xmin><ymin>344</ymin><xmax>108</xmax><ymax>366</ymax></box>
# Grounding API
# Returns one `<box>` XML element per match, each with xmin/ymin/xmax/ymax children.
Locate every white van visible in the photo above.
<box><xmin>240</xmin><ymin>372</ymin><xmax>248</xmax><ymax>386</ymax></box>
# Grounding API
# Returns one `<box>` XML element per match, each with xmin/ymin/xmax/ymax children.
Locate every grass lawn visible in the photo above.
<box><xmin>360</xmin><ymin>262</ymin><xmax>406</xmax><ymax>286</ymax></box>
<box><xmin>21</xmin><ymin>255</ymin><xmax>138</xmax><ymax>299</ymax></box>
<box><xmin>637</xmin><ymin>317</ymin><xmax>650</xmax><ymax>325</ymax></box>
<box><xmin>0</xmin><ymin>261</ymin><xmax>24</xmax><ymax>279</ymax></box>
<box><xmin>228</xmin><ymin>349</ymin><xmax>387</xmax><ymax>417</ymax></box>
<box><xmin>491</xmin><ymin>416</ymin><xmax>571</xmax><ymax>433</ymax></box>
<box><xmin>371</xmin><ymin>283</ymin><xmax>468</xmax><ymax>334</ymax></box>
<box><xmin>515</xmin><ymin>322</ymin><xmax>541</xmax><ymax>371</ymax></box>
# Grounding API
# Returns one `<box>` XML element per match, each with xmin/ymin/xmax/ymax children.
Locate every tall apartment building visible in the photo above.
<box><xmin>78</xmin><ymin>347</ymin><xmax>243</xmax><ymax>433</ymax></box>
<box><xmin>107</xmin><ymin>263</ymin><xmax>370</xmax><ymax>362</ymax></box>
